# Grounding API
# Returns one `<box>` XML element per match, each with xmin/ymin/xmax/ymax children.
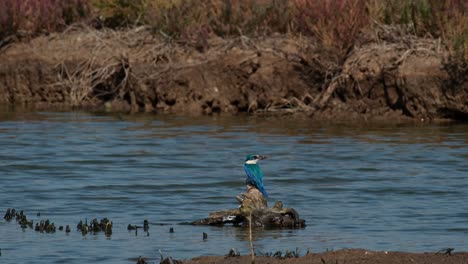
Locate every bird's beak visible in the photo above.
<box><xmin>258</xmin><ymin>155</ymin><xmax>268</xmax><ymax>160</ymax></box>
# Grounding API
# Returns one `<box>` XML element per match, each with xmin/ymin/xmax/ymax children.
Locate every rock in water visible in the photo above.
<box><xmin>191</xmin><ymin>184</ymin><xmax>305</xmax><ymax>227</ymax></box>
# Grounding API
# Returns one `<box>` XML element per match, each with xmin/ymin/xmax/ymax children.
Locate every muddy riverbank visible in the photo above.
<box><xmin>181</xmin><ymin>249</ymin><xmax>468</xmax><ymax>264</ymax></box>
<box><xmin>0</xmin><ymin>26</ymin><xmax>467</xmax><ymax>121</ymax></box>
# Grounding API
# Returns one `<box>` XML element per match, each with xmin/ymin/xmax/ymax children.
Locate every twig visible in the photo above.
<box><xmin>394</xmin><ymin>49</ymin><xmax>412</xmax><ymax>66</ymax></box>
<box><xmin>249</xmin><ymin>212</ymin><xmax>255</xmax><ymax>264</ymax></box>
<box><xmin>313</xmin><ymin>74</ymin><xmax>348</xmax><ymax>107</ymax></box>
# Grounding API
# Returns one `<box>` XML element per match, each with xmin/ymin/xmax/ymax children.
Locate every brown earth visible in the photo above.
<box><xmin>180</xmin><ymin>249</ymin><xmax>468</xmax><ymax>264</ymax></box>
<box><xmin>0</xmin><ymin>25</ymin><xmax>467</xmax><ymax>121</ymax></box>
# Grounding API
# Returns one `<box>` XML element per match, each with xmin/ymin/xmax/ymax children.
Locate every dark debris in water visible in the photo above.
<box><xmin>136</xmin><ymin>256</ymin><xmax>147</xmax><ymax>264</ymax></box>
<box><xmin>226</xmin><ymin>248</ymin><xmax>240</xmax><ymax>257</ymax></box>
<box><xmin>128</xmin><ymin>219</ymin><xmax>150</xmax><ymax>231</ymax></box>
<box><xmin>258</xmin><ymin>248</ymin><xmax>301</xmax><ymax>259</ymax></box>
<box><xmin>35</xmin><ymin>219</ymin><xmax>56</xmax><ymax>233</ymax></box>
<box><xmin>3</xmin><ymin>208</ymin><xmax>60</xmax><ymax>233</ymax></box>
<box><xmin>128</xmin><ymin>219</ymin><xmax>151</xmax><ymax>237</ymax></box>
<box><xmin>225</xmin><ymin>247</ymin><xmax>302</xmax><ymax>259</ymax></box>
<box><xmin>158</xmin><ymin>250</ymin><xmax>182</xmax><ymax>264</ymax></box>
<box><xmin>4</xmin><ymin>208</ymin><xmax>15</xmax><ymax>221</ymax></box>
<box><xmin>57</xmin><ymin>225</ymin><xmax>71</xmax><ymax>232</ymax></box>
<box><xmin>160</xmin><ymin>256</ymin><xmax>182</xmax><ymax>264</ymax></box>
<box><xmin>436</xmin><ymin>248</ymin><xmax>455</xmax><ymax>256</ymax></box>
<box><xmin>128</xmin><ymin>224</ymin><xmax>139</xmax><ymax>230</ymax></box>
<box><xmin>77</xmin><ymin>218</ymin><xmax>112</xmax><ymax>236</ymax></box>
<box><xmin>4</xmin><ymin>208</ymin><xmax>33</xmax><ymax>229</ymax></box>
<box><xmin>4</xmin><ymin>208</ymin><xmax>112</xmax><ymax>236</ymax></box>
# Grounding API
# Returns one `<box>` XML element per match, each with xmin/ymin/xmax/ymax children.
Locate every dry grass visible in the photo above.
<box><xmin>54</xmin><ymin>55</ymin><xmax>130</xmax><ymax>106</ymax></box>
<box><xmin>368</xmin><ymin>0</ymin><xmax>467</xmax><ymax>61</ymax></box>
<box><xmin>1</xmin><ymin>0</ymin><xmax>465</xmax><ymax>62</ymax></box>
<box><xmin>0</xmin><ymin>0</ymin><xmax>90</xmax><ymax>38</ymax></box>
<box><xmin>294</xmin><ymin>0</ymin><xmax>369</xmax><ymax>60</ymax></box>
<box><xmin>42</xmin><ymin>26</ymin><xmax>153</xmax><ymax>106</ymax></box>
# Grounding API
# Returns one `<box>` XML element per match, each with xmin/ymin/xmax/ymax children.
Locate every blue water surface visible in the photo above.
<box><xmin>1</xmin><ymin>111</ymin><xmax>467</xmax><ymax>263</ymax></box>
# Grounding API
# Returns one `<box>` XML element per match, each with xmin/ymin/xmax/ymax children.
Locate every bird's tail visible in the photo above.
<box><xmin>258</xmin><ymin>185</ymin><xmax>268</xmax><ymax>198</ymax></box>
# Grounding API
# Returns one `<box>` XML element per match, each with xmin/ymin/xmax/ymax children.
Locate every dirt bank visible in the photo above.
<box><xmin>0</xmin><ymin>26</ymin><xmax>466</xmax><ymax>121</ymax></box>
<box><xmin>180</xmin><ymin>249</ymin><xmax>468</xmax><ymax>264</ymax></box>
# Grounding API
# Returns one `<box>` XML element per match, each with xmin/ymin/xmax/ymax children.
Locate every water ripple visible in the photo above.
<box><xmin>0</xmin><ymin>111</ymin><xmax>467</xmax><ymax>263</ymax></box>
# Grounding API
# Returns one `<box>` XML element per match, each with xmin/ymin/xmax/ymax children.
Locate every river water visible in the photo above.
<box><xmin>1</xmin><ymin>111</ymin><xmax>467</xmax><ymax>263</ymax></box>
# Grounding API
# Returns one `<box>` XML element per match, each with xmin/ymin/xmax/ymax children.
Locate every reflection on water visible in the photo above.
<box><xmin>1</xmin><ymin>110</ymin><xmax>467</xmax><ymax>263</ymax></box>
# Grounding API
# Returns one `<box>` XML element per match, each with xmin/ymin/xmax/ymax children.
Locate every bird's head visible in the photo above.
<box><xmin>244</xmin><ymin>154</ymin><xmax>268</xmax><ymax>164</ymax></box>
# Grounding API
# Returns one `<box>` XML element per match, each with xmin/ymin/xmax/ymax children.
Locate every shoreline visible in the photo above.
<box><xmin>1</xmin><ymin>26</ymin><xmax>466</xmax><ymax>122</ymax></box>
<box><xmin>176</xmin><ymin>249</ymin><xmax>468</xmax><ymax>264</ymax></box>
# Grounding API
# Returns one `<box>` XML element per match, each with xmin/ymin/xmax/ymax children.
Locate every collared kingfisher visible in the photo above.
<box><xmin>244</xmin><ymin>154</ymin><xmax>268</xmax><ymax>197</ymax></box>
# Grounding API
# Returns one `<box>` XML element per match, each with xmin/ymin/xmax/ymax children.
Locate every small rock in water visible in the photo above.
<box><xmin>160</xmin><ymin>256</ymin><xmax>182</xmax><ymax>264</ymax></box>
<box><xmin>16</xmin><ymin>210</ymin><xmax>24</xmax><ymax>221</ymax></box>
<box><xmin>77</xmin><ymin>217</ymin><xmax>112</xmax><ymax>236</ymax></box>
<box><xmin>105</xmin><ymin>222</ymin><xmax>112</xmax><ymax>236</ymax></box>
<box><xmin>46</xmin><ymin>222</ymin><xmax>56</xmax><ymax>233</ymax></box>
<box><xmin>136</xmin><ymin>256</ymin><xmax>147</xmax><ymax>264</ymax></box>
<box><xmin>65</xmin><ymin>225</ymin><xmax>71</xmax><ymax>233</ymax></box>
<box><xmin>4</xmin><ymin>208</ymin><xmax>12</xmax><ymax>221</ymax></box>
<box><xmin>89</xmin><ymin>218</ymin><xmax>101</xmax><ymax>232</ymax></box>
<box><xmin>203</xmin><ymin>232</ymin><xmax>208</xmax><ymax>240</ymax></box>
<box><xmin>226</xmin><ymin>248</ymin><xmax>240</xmax><ymax>257</ymax></box>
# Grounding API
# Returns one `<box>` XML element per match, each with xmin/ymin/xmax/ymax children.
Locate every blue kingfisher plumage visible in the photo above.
<box><xmin>244</xmin><ymin>154</ymin><xmax>268</xmax><ymax>197</ymax></box>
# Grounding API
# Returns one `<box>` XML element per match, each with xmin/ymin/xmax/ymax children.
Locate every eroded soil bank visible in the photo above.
<box><xmin>181</xmin><ymin>249</ymin><xmax>468</xmax><ymax>264</ymax></box>
<box><xmin>0</xmin><ymin>26</ymin><xmax>467</xmax><ymax>121</ymax></box>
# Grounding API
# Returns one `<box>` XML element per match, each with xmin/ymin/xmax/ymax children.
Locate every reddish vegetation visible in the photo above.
<box><xmin>0</xmin><ymin>1</ymin><xmax>466</xmax><ymax>121</ymax></box>
<box><xmin>0</xmin><ymin>0</ymin><xmax>90</xmax><ymax>38</ymax></box>
<box><xmin>294</xmin><ymin>0</ymin><xmax>369</xmax><ymax>59</ymax></box>
<box><xmin>1</xmin><ymin>0</ymin><xmax>466</xmax><ymax>61</ymax></box>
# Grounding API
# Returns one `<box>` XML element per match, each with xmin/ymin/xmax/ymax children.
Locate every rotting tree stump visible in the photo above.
<box><xmin>191</xmin><ymin>185</ymin><xmax>305</xmax><ymax>228</ymax></box>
